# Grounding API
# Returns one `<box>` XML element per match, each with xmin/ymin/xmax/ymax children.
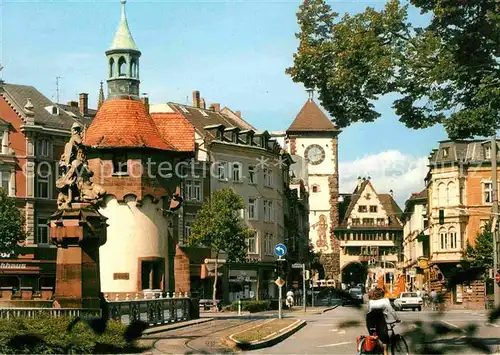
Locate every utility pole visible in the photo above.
<box><xmin>491</xmin><ymin>135</ymin><xmax>500</xmax><ymax>306</ymax></box>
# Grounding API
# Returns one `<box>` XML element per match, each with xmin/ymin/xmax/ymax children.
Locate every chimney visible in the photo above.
<box><xmin>390</xmin><ymin>189</ymin><xmax>394</xmax><ymax>198</ymax></box>
<box><xmin>209</xmin><ymin>103</ymin><xmax>220</xmax><ymax>112</ymax></box>
<box><xmin>141</xmin><ymin>95</ymin><xmax>149</xmax><ymax>114</ymax></box>
<box><xmin>235</xmin><ymin>111</ymin><xmax>242</xmax><ymax>118</ymax></box>
<box><xmin>68</xmin><ymin>101</ymin><xmax>79</xmax><ymax>107</ymax></box>
<box><xmin>200</xmin><ymin>98</ymin><xmax>206</xmax><ymax>110</ymax></box>
<box><xmin>79</xmin><ymin>93</ymin><xmax>88</xmax><ymax>116</ymax></box>
<box><xmin>193</xmin><ymin>91</ymin><xmax>200</xmax><ymax>108</ymax></box>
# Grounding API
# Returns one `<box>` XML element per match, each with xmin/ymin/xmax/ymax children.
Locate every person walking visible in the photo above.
<box><xmin>430</xmin><ymin>289</ymin><xmax>438</xmax><ymax>311</ymax></box>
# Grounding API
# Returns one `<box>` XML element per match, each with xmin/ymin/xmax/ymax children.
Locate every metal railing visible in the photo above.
<box><xmin>105</xmin><ymin>294</ymin><xmax>198</xmax><ymax>326</ymax></box>
<box><xmin>0</xmin><ymin>308</ymin><xmax>102</xmax><ymax>319</ymax></box>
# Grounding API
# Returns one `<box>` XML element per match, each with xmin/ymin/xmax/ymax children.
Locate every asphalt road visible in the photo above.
<box><xmin>249</xmin><ymin>305</ymin><xmax>500</xmax><ymax>355</ymax></box>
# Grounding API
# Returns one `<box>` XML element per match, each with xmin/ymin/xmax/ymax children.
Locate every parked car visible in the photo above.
<box><xmin>394</xmin><ymin>292</ymin><xmax>423</xmax><ymax>311</ymax></box>
<box><xmin>342</xmin><ymin>287</ymin><xmax>364</xmax><ymax>306</ymax></box>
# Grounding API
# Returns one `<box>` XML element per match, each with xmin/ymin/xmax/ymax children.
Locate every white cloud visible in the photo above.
<box><xmin>339</xmin><ymin>150</ymin><xmax>428</xmax><ymax>208</ymax></box>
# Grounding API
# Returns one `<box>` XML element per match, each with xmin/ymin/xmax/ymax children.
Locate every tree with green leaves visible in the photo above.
<box><xmin>0</xmin><ymin>187</ymin><xmax>26</xmax><ymax>255</ymax></box>
<box><xmin>464</xmin><ymin>224</ymin><xmax>493</xmax><ymax>273</ymax></box>
<box><xmin>188</xmin><ymin>188</ymin><xmax>253</xmax><ymax>308</ymax></box>
<box><xmin>287</xmin><ymin>0</ymin><xmax>499</xmax><ymax>139</ymax></box>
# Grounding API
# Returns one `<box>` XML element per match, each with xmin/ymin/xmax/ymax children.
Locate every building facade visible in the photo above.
<box><xmin>283</xmin><ymin>98</ymin><xmax>341</xmax><ymax>281</ymax></box>
<box><xmin>83</xmin><ymin>1</ymin><xmax>193</xmax><ymax>298</ymax></box>
<box><xmin>150</xmin><ymin>91</ymin><xmax>290</xmax><ymax>302</ymax></box>
<box><xmin>401</xmin><ymin>190</ymin><xmax>429</xmax><ymax>292</ymax></box>
<box><xmin>425</xmin><ymin>140</ymin><xmax>498</xmax><ymax>308</ymax></box>
<box><xmin>0</xmin><ymin>78</ymin><xmax>95</xmax><ymax>300</ymax></box>
<box><xmin>334</xmin><ymin>178</ymin><xmax>403</xmax><ymax>289</ymax></box>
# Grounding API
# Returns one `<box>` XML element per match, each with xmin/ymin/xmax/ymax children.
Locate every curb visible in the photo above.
<box><xmin>225</xmin><ymin>319</ymin><xmax>307</xmax><ymax>351</ymax></box>
<box><xmin>141</xmin><ymin>317</ymin><xmax>214</xmax><ymax>336</ymax></box>
<box><xmin>321</xmin><ymin>305</ymin><xmax>340</xmax><ymax>313</ymax></box>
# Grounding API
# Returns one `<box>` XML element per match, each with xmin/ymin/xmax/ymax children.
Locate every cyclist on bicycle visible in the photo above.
<box><xmin>366</xmin><ymin>287</ymin><xmax>400</xmax><ymax>355</ymax></box>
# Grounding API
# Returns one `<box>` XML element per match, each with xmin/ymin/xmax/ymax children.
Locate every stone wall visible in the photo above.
<box><xmin>174</xmin><ymin>245</ymin><xmax>191</xmax><ymax>294</ymax></box>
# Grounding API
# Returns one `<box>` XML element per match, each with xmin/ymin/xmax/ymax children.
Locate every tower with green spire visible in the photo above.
<box><xmin>106</xmin><ymin>0</ymin><xmax>141</xmax><ymax>99</ymax></box>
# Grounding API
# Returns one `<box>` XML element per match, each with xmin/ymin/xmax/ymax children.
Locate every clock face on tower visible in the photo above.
<box><xmin>305</xmin><ymin>144</ymin><xmax>326</xmax><ymax>165</ymax></box>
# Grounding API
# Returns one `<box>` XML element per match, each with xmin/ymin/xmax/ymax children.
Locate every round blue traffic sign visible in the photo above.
<box><xmin>274</xmin><ymin>243</ymin><xmax>287</xmax><ymax>258</ymax></box>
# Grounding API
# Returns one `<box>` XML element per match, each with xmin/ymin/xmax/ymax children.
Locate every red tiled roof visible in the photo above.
<box><xmin>287</xmin><ymin>99</ymin><xmax>338</xmax><ymax>132</ymax></box>
<box><xmin>85</xmin><ymin>98</ymin><xmax>175</xmax><ymax>151</ymax></box>
<box><xmin>151</xmin><ymin>113</ymin><xmax>195</xmax><ymax>152</ymax></box>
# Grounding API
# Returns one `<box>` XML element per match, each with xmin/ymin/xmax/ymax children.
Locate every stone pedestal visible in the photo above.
<box><xmin>49</xmin><ymin>204</ymin><xmax>107</xmax><ymax>309</ymax></box>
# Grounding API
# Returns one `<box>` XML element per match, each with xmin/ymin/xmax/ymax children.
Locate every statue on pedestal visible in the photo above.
<box><xmin>56</xmin><ymin>123</ymin><xmax>106</xmax><ymax>209</ymax></box>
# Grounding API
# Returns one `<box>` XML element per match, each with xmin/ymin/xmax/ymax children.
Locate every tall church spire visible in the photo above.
<box><xmin>105</xmin><ymin>0</ymin><xmax>141</xmax><ymax>100</ymax></box>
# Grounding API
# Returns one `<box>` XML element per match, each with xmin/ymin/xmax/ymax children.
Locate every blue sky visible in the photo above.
<box><xmin>1</xmin><ymin>0</ymin><xmax>448</xmax><ymax>204</ymax></box>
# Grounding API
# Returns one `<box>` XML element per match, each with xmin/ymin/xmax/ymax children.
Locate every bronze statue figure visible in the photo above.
<box><xmin>56</xmin><ymin>123</ymin><xmax>106</xmax><ymax>209</ymax></box>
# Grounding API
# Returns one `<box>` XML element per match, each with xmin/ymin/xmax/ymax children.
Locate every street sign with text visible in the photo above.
<box><xmin>292</xmin><ymin>263</ymin><xmax>304</xmax><ymax>269</ymax></box>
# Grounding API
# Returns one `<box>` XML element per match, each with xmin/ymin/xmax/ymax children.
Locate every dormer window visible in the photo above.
<box><xmin>45</xmin><ymin>105</ymin><xmax>59</xmax><ymax>115</ymax></box>
<box><xmin>442</xmin><ymin>147</ymin><xmax>449</xmax><ymax>158</ymax></box>
<box><xmin>485</xmin><ymin>145</ymin><xmax>491</xmax><ymax>159</ymax></box>
<box><xmin>112</xmin><ymin>153</ymin><xmax>128</xmax><ymax>175</ymax></box>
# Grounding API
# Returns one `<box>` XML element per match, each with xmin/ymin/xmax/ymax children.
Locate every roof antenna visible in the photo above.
<box><xmin>306</xmin><ymin>89</ymin><xmax>314</xmax><ymax>101</ymax></box>
<box><xmin>55</xmin><ymin>76</ymin><xmax>63</xmax><ymax>103</ymax></box>
<box><xmin>0</xmin><ymin>63</ymin><xmax>4</xmax><ymax>84</ymax></box>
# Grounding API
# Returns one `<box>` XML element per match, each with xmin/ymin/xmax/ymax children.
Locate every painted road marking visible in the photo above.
<box><xmin>442</xmin><ymin>321</ymin><xmax>460</xmax><ymax>329</ymax></box>
<box><xmin>317</xmin><ymin>341</ymin><xmax>352</xmax><ymax>348</ymax></box>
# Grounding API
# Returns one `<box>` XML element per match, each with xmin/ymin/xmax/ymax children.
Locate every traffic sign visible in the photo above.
<box><xmin>292</xmin><ymin>263</ymin><xmax>304</xmax><ymax>269</ymax></box>
<box><xmin>275</xmin><ymin>277</ymin><xmax>286</xmax><ymax>288</ymax></box>
<box><xmin>274</xmin><ymin>243</ymin><xmax>287</xmax><ymax>258</ymax></box>
<box><xmin>495</xmin><ymin>272</ymin><xmax>500</xmax><ymax>284</ymax></box>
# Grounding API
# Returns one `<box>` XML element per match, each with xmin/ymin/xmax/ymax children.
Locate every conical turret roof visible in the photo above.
<box><xmin>109</xmin><ymin>0</ymin><xmax>139</xmax><ymax>51</ymax></box>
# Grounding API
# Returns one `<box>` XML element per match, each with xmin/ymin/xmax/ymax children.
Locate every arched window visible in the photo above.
<box><xmin>447</xmin><ymin>181</ymin><xmax>456</xmax><ymax>206</ymax></box>
<box><xmin>448</xmin><ymin>227</ymin><xmax>457</xmax><ymax>249</ymax></box>
<box><xmin>439</xmin><ymin>227</ymin><xmax>448</xmax><ymax>250</ymax></box>
<box><xmin>312</xmin><ymin>184</ymin><xmax>320</xmax><ymax>193</ymax></box>
<box><xmin>109</xmin><ymin>58</ymin><xmax>115</xmax><ymax>77</ymax></box>
<box><xmin>438</xmin><ymin>182</ymin><xmax>446</xmax><ymax>207</ymax></box>
<box><xmin>118</xmin><ymin>57</ymin><xmax>127</xmax><ymax>77</ymax></box>
<box><xmin>131</xmin><ymin>59</ymin><xmax>138</xmax><ymax>78</ymax></box>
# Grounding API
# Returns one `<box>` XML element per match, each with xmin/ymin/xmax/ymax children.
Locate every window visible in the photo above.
<box><xmin>217</xmin><ymin>161</ymin><xmax>227</xmax><ymax>181</ymax></box>
<box><xmin>131</xmin><ymin>60</ymin><xmax>138</xmax><ymax>78</ymax></box>
<box><xmin>231</xmin><ymin>162</ymin><xmax>242</xmax><ymax>182</ymax></box>
<box><xmin>184</xmin><ymin>223</ymin><xmax>191</xmax><ymax>241</ymax></box>
<box><xmin>248</xmin><ymin>165</ymin><xmax>257</xmax><ymax>184</ymax></box>
<box><xmin>247</xmin><ymin>233</ymin><xmax>257</xmax><ymax>254</ymax></box>
<box><xmin>483</xmin><ymin>182</ymin><xmax>493</xmax><ymax>204</ymax></box>
<box><xmin>264</xmin><ymin>200</ymin><xmax>274</xmax><ymax>222</ymax></box>
<box><xmin>312</xmin><ymin>185</ymin><xmax>320</xmax><ymax>193</ymax></box>
<box><xmin>439</xmin><ymin>228</ymin><xmax>448</xmax><ymax>250</ymax></box>
<box><xmin>112</xmin><ymin>153</ymin><xmax>128</xmax><ymax>175</ymax></box>
<box><xmin>447</xmin><ymin>182</ymin><xmax>455</xmax><ymax>205</ymax></box>
<box><xmin>36</xmin><ymin>218</ymin><xmax>49</xmax><ymax>245</ymax></box>
<box><xmin>37</xmin><ymin>140</ymin><xmax>51</xmax><ymax>157</ymax></box>
<box><xmin>140</xmin><ymin>259</ymin><xmax>163</xmax><ymax>290</ymax></box>
<box><xmin>442</xmin><ymin>147</ymin><xmax>449</xmax><ymax>158</ymax></box>
<box><xmin>449</xmin><ymin>227</ymin><xmax>457</xmax><ymax>249</ymax></box>
<box><xmin>51</xmin><ymin>106</ymin><xmax>58</xmax><ymax>115</ymax></box>
<box><xmin>369</xmin><ymin>206</ymin><xmax>378</xmax><ymax>213</ymax></box>
<box><xmin>109</xmin><ymin>58</ymin><xmax>114</xmax><ymax>77</ymax></box>
<box><xmin>358</xmin><ymin>205</ymin><xmax>367</xmax><ymax>213</ymax></box>
<box><xmin>264</xmin><ymin>233</ymin><xmax>273</xmax><ymax>255</ymax></box>
<box><xmin>376</xmin><ymin>218</ymin><xmax>385</xmax><ymax>226</ymax></box>
<box><xmin>362</xmin><ymin>218</ymin><xmax>375</xmax><ymax>225</ymax></box>
<box><xmin>118</xmin><ymin>56</ymin><xmax>127</xmax><ymax>76</ymax></box>
<box><xmin>36</xmin><ymin>164</ymin><xmax>50</xmax><ymax>199</ymax></box>
<box><xmin>184</xmin><ymin>179</ymin><xmax>202</xmax><ymax>202</ymax></box>
<box><xmin>264</xmin><ymin>168</ymin><xmax>272</xmax><ymax>187</ymax></box>
<box><xmin>0</xmin><ymin>171</ymin><xmax>10</xmax><ymax>195</ymax></box>
<box><xmin>459</xmin><ymin>184</ymin><xmax>465</xmax><ymax>204</ymax></box>
<box><xmin>248</xmin><ymin>198</ymin><xmax>258</xmax><ymax>220</ymax></box>
<box><xmin>352</xmin><ymin>218</ymin><xmax>361</xmax><ymax>226</ymax></box>
<box><xmin>485</xmin><ymin>146</ymin><xmax>491</xmax><ymax>159</ymax></box>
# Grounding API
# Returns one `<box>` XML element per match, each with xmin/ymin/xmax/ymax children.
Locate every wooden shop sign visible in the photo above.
<box><xmin>113</xmin><ymin>273</ymin><xmax>130</xmax><ymax>280</ymax></box>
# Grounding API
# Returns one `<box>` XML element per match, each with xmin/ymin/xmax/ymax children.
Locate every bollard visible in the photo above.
<box><xmin>184</xmin><ymin>292</ymin><xmax>189</xmax><ymax>298</ymax></box>
<box><xmin>238</xmin><ymin>299</ymin><xmax>241</xmax><ymax>316</ymax></box>
<box><xmin>166</xmin><ymin>292</ymin><xmax>171</xmax><ymax>299</ymax></box>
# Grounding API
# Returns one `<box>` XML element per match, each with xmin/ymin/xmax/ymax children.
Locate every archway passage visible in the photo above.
<box><xmin>342</xmin><ymin>262</ymin><xmax>368</xmax><ymax>287</ymax></box>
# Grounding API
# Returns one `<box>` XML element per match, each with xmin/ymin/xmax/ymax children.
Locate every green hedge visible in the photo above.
<box><xmin>0</xmin><ymin>316</ymin><xmax>145</xmax><ymax>354</ymax></box>
<box><xmin>231</xmin><ymin>300</ymin><xmax>273</xmax><ymax>313</ymax></box>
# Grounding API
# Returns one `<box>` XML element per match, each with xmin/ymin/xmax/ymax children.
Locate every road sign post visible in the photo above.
<box><xmin>274</xmin><ymin>243</ymin><xmax>287</xmax><ymax>259</ymax></box>
<box><xmin>275</xmin><ymin>277</ymin><xmax>286</xmax><ymax>319</ymax></box>
<box><xmin>495</xmin><ymin>271</ymin><xmax>500</xmax><ymax>285</ymax></box>
<box><xmin>302</xmin><ymin>264</ymin><xmax>306</xmax><ymax>313</ymax></box>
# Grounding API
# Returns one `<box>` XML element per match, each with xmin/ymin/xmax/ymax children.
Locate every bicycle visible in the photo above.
<box><xmin>358</xmin><ymin>320</ymin><xmax>410</xmax><ymax>355</ymax></box>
